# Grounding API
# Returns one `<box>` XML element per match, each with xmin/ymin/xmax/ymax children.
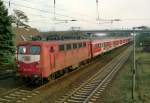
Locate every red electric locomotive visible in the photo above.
<box><xmin>17</xmin><ymin>40</ymin><xmax>91</xmax><ymax>81</ymax></box>
<box><xmin>16</xmin><ymin>37</ymin><xmax>130</xmax><ymax>82</ymax></box>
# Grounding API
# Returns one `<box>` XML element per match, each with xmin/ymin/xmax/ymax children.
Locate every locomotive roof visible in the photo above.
<box><xmin>18</xmin><ymin>39</ymin><xmax>90</xmax><ymax>45</ymax></box>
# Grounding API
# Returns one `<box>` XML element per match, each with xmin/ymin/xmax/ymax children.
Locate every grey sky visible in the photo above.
<box><xmin>3</xmin><ymin>0</ymin><xmax>150</xmax><ymax>31</ymax></box>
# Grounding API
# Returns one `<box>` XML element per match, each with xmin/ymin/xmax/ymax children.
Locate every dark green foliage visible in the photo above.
<box><xmin>136</xmin><ymin>32</ymin><xmax>150</xmax><ymax>47</ymax></box>
<box><xmin>135</xmin><ymin>26</ymin><xmax>150</xmax><ymax>47</ymax></box>
<box><xmin>10</xmin><ymin>9</ymin><xmax>30</xmax><ymax>28</ymax></box>
<box><xmin>0</xmin><ymin>0</ymin><xmax>15</xmax><ymax>69</ymax></box>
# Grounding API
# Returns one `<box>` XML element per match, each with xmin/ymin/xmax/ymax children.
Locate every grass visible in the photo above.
<box><xmin>104</xmin><ymin>49</ymin><xmax>150</xmax><ymax>103</ymax></box>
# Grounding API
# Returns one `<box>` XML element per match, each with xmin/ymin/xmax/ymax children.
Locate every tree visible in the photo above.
<box><xmin>0</xmin><ymin>0</ymin><xmax>15</xmax><ymax>69</ymax></box>
<box><xmin>10</xmin><ymin>9</ymin><xmax>30</xmax><ymax>28</ymax></box>
<box><xmin>133</xmin><ymin>26</ymin><xmax>150</xmax><ymax>47</ymax></box>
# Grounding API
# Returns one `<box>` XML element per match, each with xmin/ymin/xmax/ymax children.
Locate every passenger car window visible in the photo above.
<box><xmin>29</xmin><ymin>46</ymin><xmax>40</xmax><ymax>54</ymax></box>
<box><xmin>18</xmin><ymin>46</ymin><xmax>26</xmax><ymax>54</ymax></box>
<box><xmin>99</xmin><ymin>43</ymin><xmax>101</xmax><ymax>48</ymax></box>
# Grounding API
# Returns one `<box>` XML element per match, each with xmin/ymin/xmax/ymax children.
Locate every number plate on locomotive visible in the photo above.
<box><xmin>23</xmin><ymin>56</ymin><xmax>30</xmax><ymax>61</ymax></box>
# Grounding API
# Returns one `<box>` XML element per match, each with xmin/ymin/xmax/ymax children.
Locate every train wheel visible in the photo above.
<box><xmin>65</xmin><ymin>68</ymin><xmax>69</xmax><ymax>73</ymax></box>
<box><xmin>59</xmin><ymin>70</ymin><xmax>64</xmax><ymax>76</ymax></box>
<box><xmin>51</xmin><ymin>73</ymin><xmax>56</xmax><ymax>80</ymax></box>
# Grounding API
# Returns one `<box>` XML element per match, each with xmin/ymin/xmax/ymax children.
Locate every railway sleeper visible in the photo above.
<box><xmin>73</xmin><ymin>94</ymin><xmax>87</xmax><ymax>98</ymax></box>
<box><xmin>70</xmin><ymin>96</ymin><xmax>86</xmax><ymax>100</ymax></box>
<box><xmin>67</xmin><ymin>99</ymin><xmax>83</xmax><ymax>103</ymax></box>
<box><xmin>86</xmin><ymin>83</ymin><xmax>98</xmax><ymax>87</ymax></box>
<box><xmin>14</xmin><ymin>91</ymin><xmax>27</xmax><ymax>95</ymax></box>
<box><xmin>92</xmin><ymin>95</ymin><xmax>99</xmax><ymax>99</ymax></box>
<box><xmin>0</xmin><ymin>98</ymin><xmax>11</xmax><ymax>102</ymax></box>
<box><xmin>83</xmin><ymin>86</ymin><xmax>94</xmax><ymax>89</ymax></box>
<box><xmin>77</xmin><ymin>89</ymin><xmax>91</xmax><ymax>93</ymax></box>
<box><xmin>9</xmin><ymin>93</ymin><xmax>21</xmax><ymax>97</ymax></box>
<box><xmin>76</xmin><ymin>92</ymin><xmax>89</xmax><ymax>96</ymax></box>
<box><xmin>90</xmin><ymin>98</ymin><xmax>97</xmax><ymax>101</ymax></box>
<box><xmin>4</xmin><ymin>95</ymin><xmax>16</xmax><ymax>99</ymax></box>
<box><xmin>81</xmin><ymin>88</ymin><xmax>93</xmax><ymax>91</ymax></box>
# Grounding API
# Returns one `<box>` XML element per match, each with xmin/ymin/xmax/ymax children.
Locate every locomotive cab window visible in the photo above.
<box><xmin>18</xmin><ymin>46</ymin><xmax>26</xmax><ymax>54</ymax></box>
<box><xmin>29</xmin><ymin>46</ymin><xmax>40</xmax><ymax>54</ymax></box>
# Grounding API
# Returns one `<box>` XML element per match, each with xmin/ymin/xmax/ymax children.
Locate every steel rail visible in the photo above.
<box><xmin>56</xmin><ymin>46</ymin><xmax>131</xmax><ymax>103</ymax></box>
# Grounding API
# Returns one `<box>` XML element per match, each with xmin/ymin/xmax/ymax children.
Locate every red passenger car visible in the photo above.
<box><xmin>90</xmin><ymin>37</ymin><xmax>129</xmax><ymax>57</ymax></box>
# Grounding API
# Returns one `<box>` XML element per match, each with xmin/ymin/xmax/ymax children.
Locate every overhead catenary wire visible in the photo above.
<box><xmin>3</xmin><ymin>0</ymin><xmax>98</xmax><ymax>25</ymax></box>
<box><xmin>18</xmin><ymin>0</ymin><xmax>96</xmax><ymax>20</ymax></box>
<box><xmin>4</xmin><ymin>1</ymin><xmax>60</xmax><ymax>20</ymax></box>
<box><xmin>5</xmin><ymin>0</ymin><xmax>124</xmax><ymax>24</ymax></box>
<box><xmin>5</xmin><ymin>0</ymin><xmax>97</xmax><ymax>20</ymax></box>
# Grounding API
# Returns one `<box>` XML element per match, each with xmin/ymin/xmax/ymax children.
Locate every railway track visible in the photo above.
<box><xmin>55</xmin><ymin>46</ymin><xmax>132</xmax><ymax>103</ymax></box>
<box><xmin>0</xmin><ymin>83</ymin><xmax>39</xmax><ymax>103</ymax></box>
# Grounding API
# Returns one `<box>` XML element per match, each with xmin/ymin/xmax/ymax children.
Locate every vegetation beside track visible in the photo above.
<box><xmin>103</xmin><ymin>48</ymin><xmax>150</xmax><ymax>103</ymax></box>
<box><xmin>0</xmin><ymin>0</ymin><xmax>16</xmax><ymax>70</ymax></box>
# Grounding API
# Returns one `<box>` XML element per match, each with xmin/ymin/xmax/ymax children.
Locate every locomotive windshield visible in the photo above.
<box><xmin>29</xmin><ymin>45</ymin><xmax>40</xmax><ymax>54</ymax></box>
<box><xmin>18</xmin><ymin>46</ymin><xmax>26</xmax><ymax>54</ymax></box>
<box><xmin>18</xmin><ymin>45</ymin><xmax>40</xmax><ymax>54</ymax></box>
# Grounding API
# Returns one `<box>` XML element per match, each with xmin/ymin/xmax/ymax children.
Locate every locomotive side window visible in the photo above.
<box><xmin>18</xmin><ymin>46</ymin><xmax>26</xmax><ymax>54</ymax></box>
<box><xmin>104</xmin><ymin>42</ymin><xmax>107</xmax><ymax>48</ymax></box>
<box><xmin>95</xmin><ymin>44</ymin><xmax>98</xmax><ymax>48</ymax></box>
<box><xmin>66</xmin><ymin>44</ymin><xmax>72</xmax><ymax>50</ymax></box>
<box><xmin>100</xmin><ymin>43</ymin><xmax>102</xmax><ymax>48</ymax></box>
<box><xmin>99</xmin><ymin>43</ymin><xmax>101</xmax><ymax>48</ymax></box>
<box><xmin>29</xmin><ymin>46</ymin><xmax>40</xmax><ymax>54</ymax></box>
<box><xmin>97</xmin><ymin>44</ymin><xmax>99</xmax><ymax>48</ymax></box>
<box><xmin>83</xmin><ymin>42</ymin><xmax>86</xmax><ymax>47</ymax></box>
<box><xmin>73</xmin><ymin>43</ymin><xmax>77</xmax><ymax>49</ymax></box>
<box><xmin>78</xmin><ymin>43</ymin><xmax>82</xmax><ymax>48</ymax></box>
<box><xmin>59</xmin><ymin>45</ymin><xmax>65</xmax><ymax>51</ymax></box>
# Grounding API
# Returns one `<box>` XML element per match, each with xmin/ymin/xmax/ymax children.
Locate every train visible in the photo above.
<box><xmin>16</xmin><ymin>37</ymin><xmax>131</xmax><ymax>83</ymax></box>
